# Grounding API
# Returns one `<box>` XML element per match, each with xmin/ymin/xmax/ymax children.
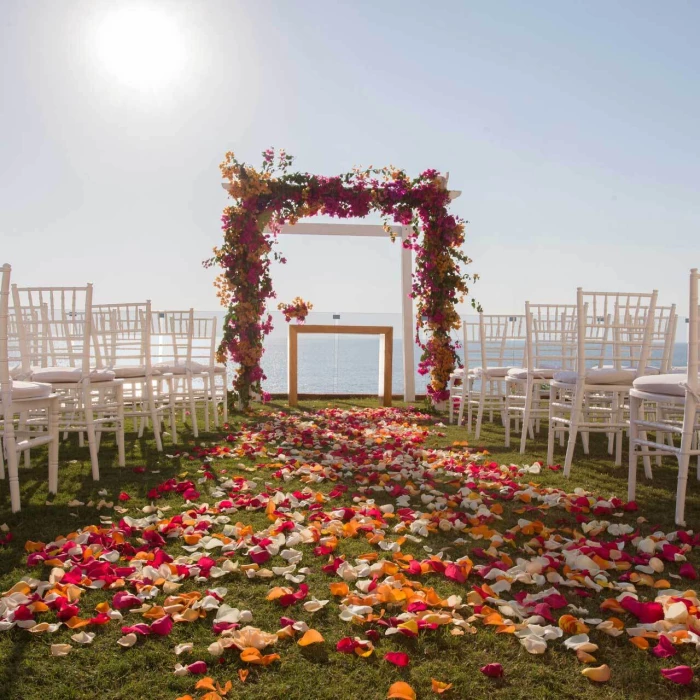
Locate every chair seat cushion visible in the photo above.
<box><xmin>112</xmin><ymin>365</ymin><xmax>160</xmax><ymax>379</ymax></box>
<box><xmin>10</xmin><ymin>380</ymin><xmax>53</xmax><ymax>400</ymax></box>
<box><xmin>632</xmin><ymin>373</ymin><xmax>692</xmax><ymax>397</ymax></box>
<box><xmin>553</xmin><ymin>366</ymin><xmax>658</xmax><ymax>385</ymax></box>
<box><xmin>153</xmin><ymin>360</ymin><xmax>206</xmax><ymax>375</ymax></box>
<box><xmin>30</xmin><ymin>367</ymin><xmax>116</xmax><ymax>383</ymax></box>
<box><xmin>471</xmin><ymin>366</ymin><xmax>515</xmax><ymax>378</ymax></box>
<box><xmin>506</xmin><ymin>367</ymin><xmax>557</xmax><ymax>381</ymax></box>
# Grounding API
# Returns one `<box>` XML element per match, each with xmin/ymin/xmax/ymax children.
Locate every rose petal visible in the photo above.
<box><xmin>480</xmin><ymin>663</ymin><xmax>504</xmax><ymax>678</ymax></box>
<box><xmin>384</xmin><ymin>651</ymin><xmax>410</xmax><ymax>667</ymax></box>
<box><xmin>387</xmin><ymin>682</ymin><xmax>417</xmax><ymax>700</ymax></box>
<box><xmin>661</xmin><ymin>666</ymin><xmax>694</xmax><ymax>685</ymax></box>
<box><xmin>581</xmin><ymin>665</ymin><xmax>611</xmax><ymax>683</ymax></box>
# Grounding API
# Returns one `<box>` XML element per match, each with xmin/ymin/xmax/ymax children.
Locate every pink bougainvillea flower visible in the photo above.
<box><xmin>660</xmin><ymin>666</ymin><xmax>694</xmax><ymax>685</ymax></box>
<box><xmin>480</xmin><ymin>663</ymin><xmax>504</xmax><ymax>678</ymax></box>
<box><xmin>384</xmin><ymin>652</ymin><xmax>410</xmax><ymax>667</ymax></box>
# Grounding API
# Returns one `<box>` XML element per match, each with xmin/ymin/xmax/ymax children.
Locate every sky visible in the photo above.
<box><xmin>1</xmin><ymin>0</ymin><xmax>698</xmax><ymax>325</ymax></box>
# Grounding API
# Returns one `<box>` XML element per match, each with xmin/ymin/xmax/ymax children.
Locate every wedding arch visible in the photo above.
<box><xmin>206</xmin><ymin>149</ymin><xmax>477</xmax><ymax>408</ymax></box>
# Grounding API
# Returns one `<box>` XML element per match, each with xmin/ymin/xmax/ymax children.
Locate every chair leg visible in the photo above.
<box><xmin>147</xmin><ymin>380</ymin><xmax>163</xmax><ymax>452</ymax></box>
<box><xmin>167</xmin><ymin>377</ymin><xmax>178</xmax><ymax>444</ymax></box>
<box><xmin>48</xmin><ymin>399</ymin><xmax>59</xmax><ymax>495</ymax></box>
<box><xmin>475</xmin><ymin>382</ymin><xmax>486</xmax><ymax>440</ymax></box>
<box><xmin>519</xmin><ymin>380</ymin><xmax>533</xmax><ymax>455</ymax></box>
<box><xmin>457</xmin><ymin>381</ymin><xmax>467</xmax><ymax>428</ymax></box>
<box><xmin>504</xmin><ymin>389</ymin><xmax>511</xmax><ymax>448</ymax></box>
<box><xmin>203</xmin><ymin>375</ymin><xmax>210</xmax><ymax>433</ymax></box>
<box><xmin>675</xmin><ymin>395</ymin><xmax>697</xmax><ymax>526</ymax></box>
<box><xmin>4</xmin><ymin>418</ymin><xmax>21</xmax><ymax>512</ymax></box>
<box><xmin>187</xmin><ymin>374</ymin><xmax>198</xmax><ymax>438</ymax></box>
<box><xmin>211</xmin><ymin>373</ymin><xmax>219</xmax><ymax>429</ymax></box>
<box><xmin>628</xmin><ymin>394</ymin><xmax>640</xmax><ymax>503</ymax></box>
<box><xmin>547</xmin><ymin>385</ymin><xmax>557</xmax><ymax>466</ymax></box>
<box><xmin>83</xmin><ymin>385</ymin><xmax>100</xmax><ymax>481</ymax></box>
<box><xmin>222</xmin><ymin>379</ymin><xmax>228</xmax><ymax>423</ymax></box>
<box><xmin>116</xmin><ymin>384</ymin><xmax>125</xmax><ymax>467</ymax></box>
<box><xmin>563</xmin><ymin>386</ymin><xmax>584</xmax><ymax>477</ymax></box>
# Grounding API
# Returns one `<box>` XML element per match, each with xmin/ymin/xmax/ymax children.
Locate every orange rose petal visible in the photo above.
<box><xmin>195</xmin><ymin>678</ymin><xmax>217</xmax><ymax>692</ymax></box>
<box><xmin>64</xmin><ymin>616</ymin><xmax>91</xmax><ymax>629</ymax></box>
<box><xmin>238</xmin><ymin>669</ymin><xmax>249</xmax><ymax>683</ymax></box>
<box><xmin>298</xmin><ymin>629</ymin><xmax>324</xmax><ymax>646</ymax></box>
<box><xmin>630</xmin><ymin>636</ymin><xmax>649</xmax><ymax>650</ymax></box>
<box><xmin>431</xmin><ymin>678</ymin><xmax>454</xmax><ymax>694</ymax></box>
<box><xmin>387</xmin><ymin>682</ymin><xmax>417</xmax><ymax>700</ymax></box>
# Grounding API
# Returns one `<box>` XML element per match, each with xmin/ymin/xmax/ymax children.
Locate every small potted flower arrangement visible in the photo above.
<box><xmin>278</xmin><ymin>297</ymin><xmax>313</xmax><ymax>324</ymax></box>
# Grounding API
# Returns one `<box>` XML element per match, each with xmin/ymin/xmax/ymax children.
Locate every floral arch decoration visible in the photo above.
<box><xmin>206</xmin><ymin>149</ymin><xmax>479</xmax><ymax>408</ymax></box>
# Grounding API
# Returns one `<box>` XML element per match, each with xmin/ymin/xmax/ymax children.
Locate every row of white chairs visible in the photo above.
<box><xmin>449</xmin><ymin>278</ymin><xmax>699</xmax><ymax>524</ymax></box>
<box><xmin>0</xmin><ymin>264</ymin><xmax>228</xmax><ymax>512</ymax></box>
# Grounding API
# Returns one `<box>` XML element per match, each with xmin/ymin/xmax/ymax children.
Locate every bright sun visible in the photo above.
<box><xmin>93</xmin><ymin>5</ymin><xmax>186</xmax><ymax>91</ymax></box>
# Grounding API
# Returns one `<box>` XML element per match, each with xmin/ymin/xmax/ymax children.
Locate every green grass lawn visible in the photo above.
<box><xmin>0</xmin><ymin>398</ymin><xmax>698</xmax><ymax>700</ymax></box>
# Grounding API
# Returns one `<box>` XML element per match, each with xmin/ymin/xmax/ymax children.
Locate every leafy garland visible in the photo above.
<box><xmin>205</xmin><ymin>149</ymin><xmax>478</xmax><ymax>407</ymax></box>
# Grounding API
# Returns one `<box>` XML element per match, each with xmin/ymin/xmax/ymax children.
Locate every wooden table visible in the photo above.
<box><xmin>288</xmin><ymin>324</ymin><xmax>393</xmax><ymax>407</ymax></box>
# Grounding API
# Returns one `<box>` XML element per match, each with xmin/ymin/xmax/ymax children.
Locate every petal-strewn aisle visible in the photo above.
<box><xmin>1</xmin><ymin>406</ymin><xmax>699</xmax><ymax>699</ymax></box>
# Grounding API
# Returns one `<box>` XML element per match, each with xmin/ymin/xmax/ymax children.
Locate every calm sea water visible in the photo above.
<box><xmin>201</xmin><ymin>311</ymin><xmax>690</xmax><ymax>395</ymax></box>
<box><xmin>255</xmin><ymin>337</ymin><xmax>690</xmax><ymax>395</ymax></box>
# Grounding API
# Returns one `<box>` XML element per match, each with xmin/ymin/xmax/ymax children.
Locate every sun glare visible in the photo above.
<box><xmin>93</xmin><ymin>5</ymin><xmax>186</xmax><ymax>91</ymax></box>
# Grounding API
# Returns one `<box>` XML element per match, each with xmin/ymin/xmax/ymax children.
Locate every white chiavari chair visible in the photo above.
<box><xmin>504</xmin><ymin>302</ymin><xmax>577</xmax><ymax>453</ymax></box>
<box><xmin>0</xmin><ymin>264</ymin><xmax>60</xmax><ymax>512</ymax></box>
<box><xmin>92</xmin><ymin>302</ymin><xmax>176</xmax><ymax>450</ymax></box>
<box><xmin>463</xmin><ymin>314</ymin><xmax>527</xmax><ymax>439</ymax></box>
<box><xmin>12</xmin><ymin>283</ymin><xmax>125</xmax><ymax>480</ymax></box>
<box><xmin>548</xmin><ymin>289</ymin><xmax>658</xmax><ymax>475</ymax></box>
<box><xmin>192</xmin><ymin>314</ymin><xmax>228</xmax><ymax>430</ymax></box>
<box><xmin>448</xmin><ymin>318</ymin><xmax>478</xmax><ymax>426</ymax></box>
<box><xmin>151</xmin><ymin>309</ymin><xmax>207</xmax><ymax>438</ymax></box>
<box><xmin>628</xmin><ymin>270</ymin><xmax>699</xmax><ymax>525</ymax></box>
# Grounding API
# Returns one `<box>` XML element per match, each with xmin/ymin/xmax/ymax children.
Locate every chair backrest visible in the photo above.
<box><xmin>0</xmin><ymin>264</ymin><xmax>12</xmax><ymax>406</ymax></box>
<box><xmin>473</xmin><ymin>314</ymin><xmax>527</xmax><ymax>371</ymax></box>
<box><xmin>648</xmin><ymin>304</ymin><xmax>677</xmax><ymax>373</ymax></box>
<box><xmin>92</xmin><ymin>302</ymin><xmax>151</xmax><ymax>371</ymax></box>
<box><xmin>460</xmin><ymin>318</ymin><xmax>480</xmax><ymax>374</ymax></box>
<box><xmin>191</xmin><ymin>315</ymin><xmax>217</xmax><ymax>369</ymax></box>
<box><xmin>12</xmin><ymin>284</ymin><xmax>93</xmax><ymax>374</ymax></box>
<box><xmin>150</xmin><ymin>309</ymin><xmax>194</xmax><ymax>366</ymax></box>
<box><xmin>688</xmin><ymin>269</ymin><xmax>699</xmax><ymax>391</ymax></box>
<box><xmin>525</xmin><ymin>302</ymin><xmax>577</xmax><ymax>372</ymax></box>
<box><xmin>576</xmin><ymin>289</ymin><xmax>658</xmax><ymax>376</ymax></box>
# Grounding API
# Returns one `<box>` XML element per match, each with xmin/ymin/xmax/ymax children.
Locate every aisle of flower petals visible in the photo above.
<box><xmin>1</xmin><ymin>406</ymin><xmax>700</xmax><ymax>698</ymax></box>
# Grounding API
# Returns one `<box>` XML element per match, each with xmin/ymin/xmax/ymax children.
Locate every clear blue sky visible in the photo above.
<box><xmin>1</xmin><ymin>0</ymin><xmax>698</xmax><ymax>320</ymax></box>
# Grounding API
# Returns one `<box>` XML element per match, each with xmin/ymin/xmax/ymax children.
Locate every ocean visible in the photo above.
<box><xmin>200</xmin><ymin>310</ymin><xmax>690</xmax><ymax>395</ymax></box>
